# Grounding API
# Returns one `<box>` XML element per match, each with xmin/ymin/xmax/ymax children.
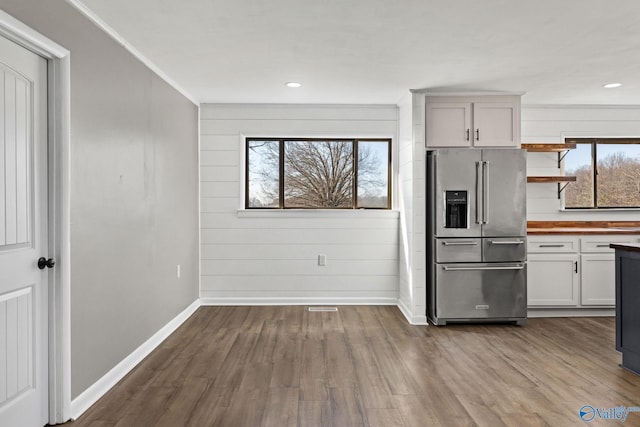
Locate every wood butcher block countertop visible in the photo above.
<box><xmin>527</xmin><ymin>221</ymin><xmax>640</xmax><ymax>235</ymax></box>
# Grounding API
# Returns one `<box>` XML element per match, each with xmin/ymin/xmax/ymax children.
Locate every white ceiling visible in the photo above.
<box><xmin>77</xmin><ymin>0</ymin><xmax>640</xmax><ymax>105</ymax></box>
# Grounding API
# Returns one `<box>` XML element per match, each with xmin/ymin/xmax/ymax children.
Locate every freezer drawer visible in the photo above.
<box><xmin>435</xmin><ymin>238</ymin><xmax>482</xmax><ymax>263</ymax></box>
<box><xmin>483</xmin><ymin>237</ymin><xmax>526</xmax><ymax>262</ymax></box>
<box><xmin>433</xmin><ymin>263</ymin><xmax>527</xmax><ymax>322</ymax></box>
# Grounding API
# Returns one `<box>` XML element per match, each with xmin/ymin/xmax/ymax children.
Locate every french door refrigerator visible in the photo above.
<box><xmin>426</xmin><ymin>148</ymin><xmax>527</xmax><ymax>325</ymax></box>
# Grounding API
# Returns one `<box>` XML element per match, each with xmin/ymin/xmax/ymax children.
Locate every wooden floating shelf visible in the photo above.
<box><xmin>527</xmin><ymin>176</ymin><xmax>577</xmax><ymax>199</ymax></box>
<box><xmin>521</xmin><ymin>143</ymin><xmax>577</xmax><ymax>152</ymax></box>
<box><xmin>522</xmin><ymin>143</ymin><xmax>576</xmax><ymax>168</ymax></box>
<box><xmin>524</xmin><ymin>144</ymin><xmax>578</xmax><ymax>198</ymax></box>
<box><xmin>527</xmin><ymin>176</ymin><xmax>577</xmax><ymax>183</ymax></box>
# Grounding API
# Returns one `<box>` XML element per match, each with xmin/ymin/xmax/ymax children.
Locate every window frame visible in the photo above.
<box><xmin>245</xmin><ymin>137</ymin><xmax>392</xmax><ymax>210</ymax></box>
<box><xmin>564</xmin><ymin>137</ymin><xmax>640</xmax><ymax>209</ymax></box>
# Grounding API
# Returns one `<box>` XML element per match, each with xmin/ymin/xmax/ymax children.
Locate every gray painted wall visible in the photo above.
<box><xmin>1</xmin><ymin>0</ymin><xmax>200</xmax><ymax>398</ymax></box>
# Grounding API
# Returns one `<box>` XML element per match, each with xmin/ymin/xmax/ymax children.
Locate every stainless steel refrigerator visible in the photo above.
<box><xmin>426</xmin><ymin>149</ymin><xmax>527</xmax><ymax>325</ymax></box>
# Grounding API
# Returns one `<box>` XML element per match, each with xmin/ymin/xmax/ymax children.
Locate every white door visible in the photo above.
<box><xmin>0</xmin><ymin>35</ymin><xmax>49</xmax><ymax>427</ymax></box>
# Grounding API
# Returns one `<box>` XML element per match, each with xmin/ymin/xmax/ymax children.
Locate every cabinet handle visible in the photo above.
<box><xmin>475</xmin><ymin>161</ymin><xmax>481</xmax><ymax>224</ymax></box>
<box><xmin>476</xmin><ymin>129</ymin><xmax>480</xmax><ymax>141</ymax></box>
<box><xmin>483</xmin><ymin>161</ymin><xmax>489</xmax><ymax>224</ymax></box>
<box><xmin>596</xmin><ymin>244</ymin><xmax>610</xmax><ymax>247</ymax></box>
<box><xmin>442</xmin><ymin>241</ymin><xmax>478</xmax><ymax>246</ymax></box>
<box><xmin>489</xmin><ymin>240</ymin><xmax>524</xmax><ymax>245</ymax></box>
<box><xmin>539</xmin><ymin>244</ymin><xmax>564</xmax><ymax>248</ymax></box>
<box><xmin>443</xmin><ymin>265</ymin><xmax>524</xmax><ymax>271</ymax></box>
<box><xmin>466</xmin><ymin>129</ymin><xmax>470</xmax><ymax>141</ymax></box>
<box><xmin>574</xmin><ymin>261</ymin><xmax>578</xmax><ymax>273</ymax></box>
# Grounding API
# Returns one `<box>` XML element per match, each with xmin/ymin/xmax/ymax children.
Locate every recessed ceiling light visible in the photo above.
<box><xmin>285</xmin><ymin>82</ymin><xmax>301</xmax><ymax>88</ymax></box>
<box><xmin>603</xmin><ymin>82</ymin><xmax>622</xmax><ymax>88</ymax></box>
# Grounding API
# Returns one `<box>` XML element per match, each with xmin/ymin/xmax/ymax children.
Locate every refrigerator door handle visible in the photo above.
<box><xmin>442</xmin><ymin>265</ymin><xmax>524</xmax><ymax>271</ymax></box>
<box><xmin>488</xmin><ymin>240</ymin><xmax>525</xmax><ymax>245</ymax></box>
<box><xmin>441</xmin><ymin>241</ymin><xmax>479</xmax><ymax>246</ymax></box>
<box><xmin>482</xmin><ymin>161</ymin><xmax>490</xmax><ymax>224</ymax></box>
<box><xmin>475</xmin><ymin>161</ymin><xmax>481</xmax><ymax>224</ymax></box>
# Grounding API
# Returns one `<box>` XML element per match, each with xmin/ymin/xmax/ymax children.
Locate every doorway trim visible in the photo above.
<box><xmin>0</xmin><ymin>10</ymin><xmax>72</xmax><ymax>424</ymax></box>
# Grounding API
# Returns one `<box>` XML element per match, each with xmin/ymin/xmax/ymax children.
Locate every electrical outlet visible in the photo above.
<box><xmin>176</xmin><ymin>264</ymin><xmax>181</xmax><ymax>278</ymax></box>
<box><xmin>318</xmin><ymin>254</ymin><xmax>327</xmax><ymax>266</ymax></box>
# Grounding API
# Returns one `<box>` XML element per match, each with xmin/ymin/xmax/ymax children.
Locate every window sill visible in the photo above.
<box><xmin>237</xmin><ymin>209</ymin><xmax>400</xmax><ymax>219</ymax></box>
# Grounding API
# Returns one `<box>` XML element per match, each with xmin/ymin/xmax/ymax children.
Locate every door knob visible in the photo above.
<box><xmin>37</xmin><ymin>257</ymin><xmax>56</xmax><ymax>270</ymax></box>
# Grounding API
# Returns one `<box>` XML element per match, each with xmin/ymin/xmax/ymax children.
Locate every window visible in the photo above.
<box><xmin>246</xmin><ymin>138</ymin><xmax>391</xmax><ymax>209</ymax></box>
<box><xmin>564</xmin><ymin>138</ymin><xmax>640</xmax><ymax>208</ymax></box>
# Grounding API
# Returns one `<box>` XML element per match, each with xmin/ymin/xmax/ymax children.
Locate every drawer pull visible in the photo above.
<box><xmin>596</xmin><ymin>244</ymin><xmax>610</xmax><ymax>247</ymax></box>
<box><xmin>443</xmin><ymin>265</ymin><xmax>524</xmax><ymax>271</ymax></box>
<box><xmin>442</xmin><ymin>241</ymin><xmax>478</xmax><ymax>246</ymax></box>
<box><xmin>490</xmin><ymin>240</ymin><xmax>524</xmax><ymax>245</ymax></box>
<box><xmin>539</xmin><ymin>244</ymin><xmax>565</xmax><ymax>248</ymax></box>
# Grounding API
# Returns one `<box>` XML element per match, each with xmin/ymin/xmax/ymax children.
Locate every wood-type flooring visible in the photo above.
<box><xmin>68</xmin><ymin>306</ymin><xmax>640</xmax><ymax>426</ymax></box>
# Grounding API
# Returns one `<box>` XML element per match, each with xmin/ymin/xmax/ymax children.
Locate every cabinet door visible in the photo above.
<box><xmin>581</xmin><ymin>254</ymin><xmax>615</xmax><ymax>306</ymax></box>
<box><xmin>527</xmin><ymin>254</ymin><xmax>579</xmax><ymax>306</ymax></box>
<box><xmin>473</xmin><ymin>102</ymin><xmax>519</xmax><ymax>147</ymax></box>
<box><xmin>425</xmin><ymin>102</ymin><xmax>471</xmax><ymax>147</ymax></box>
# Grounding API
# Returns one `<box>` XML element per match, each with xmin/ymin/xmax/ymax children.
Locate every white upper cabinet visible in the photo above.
<box><xmin>472</xmin><ymin>102</ymin><xmax>518</xmax><ymax>147</ymax></box>
<box><xmin>425</xmin><ymin>95</ymin><xmax>521</xmax><ymax>148</ymax></box>
<box><xmin>425</xmin><ymin>102</ymin><xmax>471</xmax><ymax>147</ymax></box>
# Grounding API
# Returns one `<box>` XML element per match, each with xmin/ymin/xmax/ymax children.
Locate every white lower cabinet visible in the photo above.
<box><xmin>528</xmin><ymin>254</ymin><xmax>579</xmax><ymax>306</ymax></box>
<box><xmin>527</xmin><ymin>234</ymin><xmax>638</xmax><ymax>309</ymax></box>
<box><xmin>580</xmin><ymin>254</ymin><xmax>615</xmax><ymax>306</ymax></box>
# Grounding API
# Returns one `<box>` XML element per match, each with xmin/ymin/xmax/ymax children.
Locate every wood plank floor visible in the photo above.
<box><xmin>68</xmin><ymin>306</ymin><xmax>640</xmax><ymax>426</ymax></box>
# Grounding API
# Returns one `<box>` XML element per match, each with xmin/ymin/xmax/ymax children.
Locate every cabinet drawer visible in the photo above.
<box><xmin>581</xmin><ymin>236</ymin><xmax>639</xmax><ymax>253</ymax></box>
<box><xmin>527</xmin><ymin>237</ymin><xmax>578</xmax><ymax>253</ymax></box>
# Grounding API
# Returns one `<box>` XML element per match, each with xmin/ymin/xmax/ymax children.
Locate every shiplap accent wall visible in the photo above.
<box><xmin>396</xmin><ymin>93</ymin><xmax>427</xmax><ymax>324</ymax></box>
<box><xmin>200</xmin><ymin>104</ymin><xmax>399</xmax><ymax>305</ymax></box>
<box><xmin>397</xmin><ymin>94</ymin><xmax>413</xmax><ymax>318</ymax></box>
<box><xmin>411</xmin><ymin>94</ymin><xmax>427</xmax><ymax>323</ymax></box>
<box><xmin>523</xmin><ymin>105</ymin><xmax>640</xmax><ymax>220</ymax></box>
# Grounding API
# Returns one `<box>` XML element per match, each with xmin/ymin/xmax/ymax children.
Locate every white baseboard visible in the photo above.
<box><xmin>527</xmin><ymin>308</ymin><xmax>615</xmax><ymax>318</ymax></box>
<box><xmin>199</xmin><ymin>296</ymin><xmax>397</xmax><ymax>306</ymax></box>
<box><xmin>397</xmin><ymin>299</ymin><xmax>428</xmax><ymax>325</ymax></box>
<box><xmin>70</xmin><ymin>299</ymin><xmax>201</xmax><ymax>420</ymax></box>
